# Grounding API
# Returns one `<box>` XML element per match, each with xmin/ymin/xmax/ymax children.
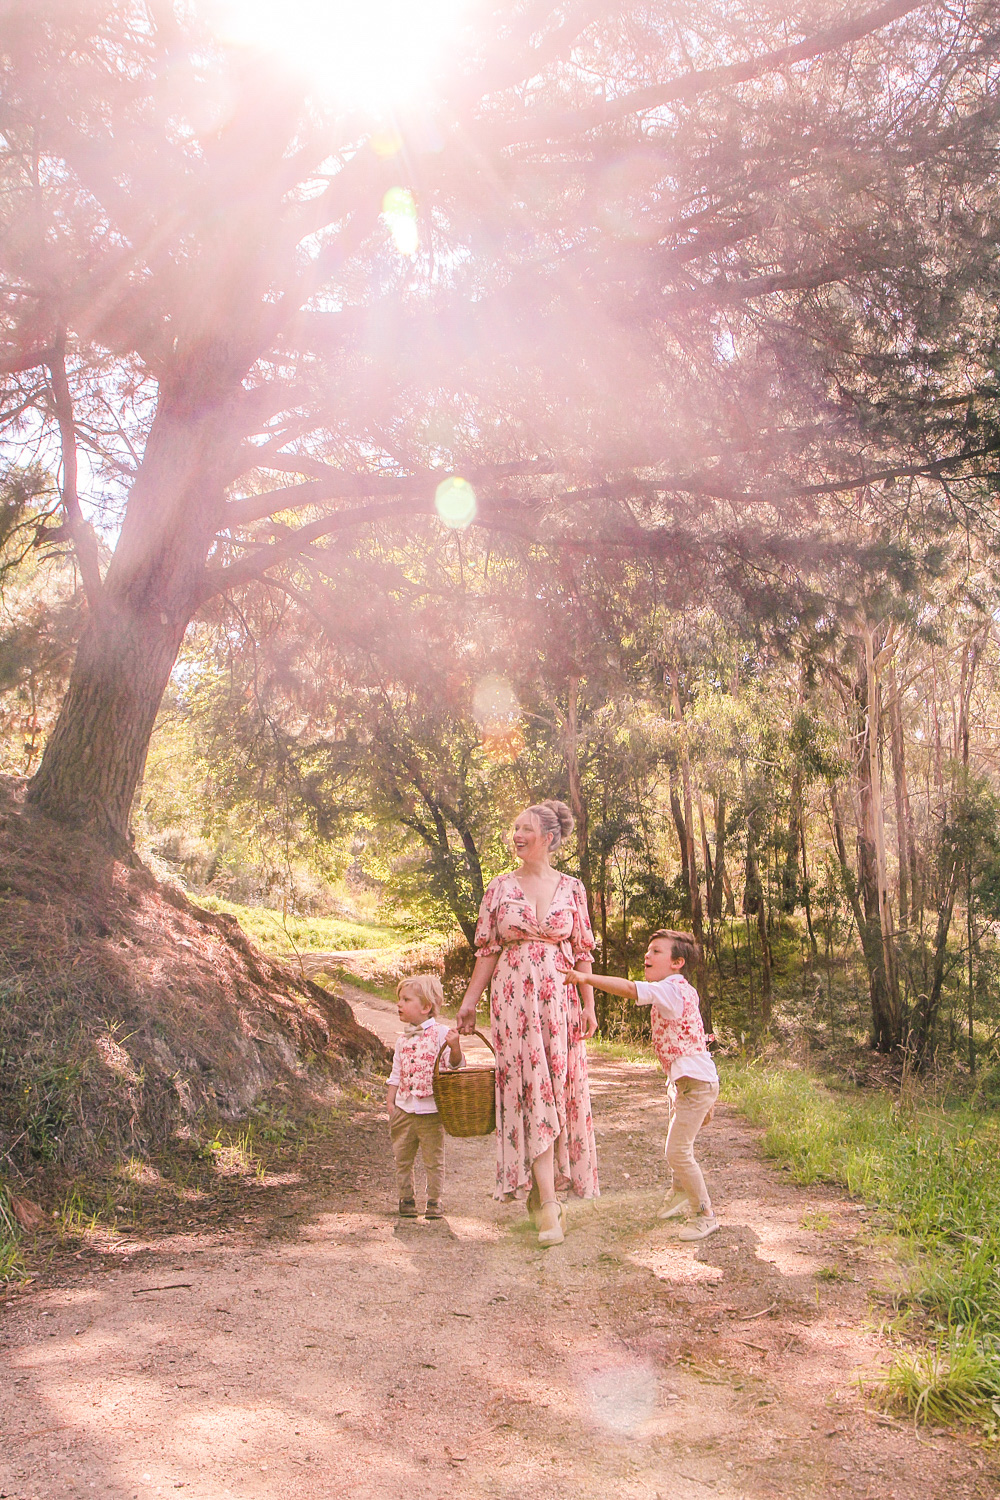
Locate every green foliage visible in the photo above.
<box><xmin>0</xmin><ymin>1181</ymin><xmax>23</xmax><ymax>1282</ymax></box>
<box><xmin>194</xmin><ymin>896</ymin><xmax>404</xmax><ymax>955</ymax></box>
<box><xmin>723</xmin><ymin>1060</ymin><xmax>1000</xmax><ymax>1427</ymax></box>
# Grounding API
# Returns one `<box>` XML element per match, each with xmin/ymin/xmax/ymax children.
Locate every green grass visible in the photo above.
<box><xmin>0</xmin><ymin>1181</ymin><xmax>24</xmax><ymax>1282</ymax></box>
<box><xmin>588</xmin><ymin>1036</ymin><xmax>657</xmax><ymax>1063</ymax></box>
<box><xmin>722</xmin><ymin>1059</ymin><xmax>1000</xmax><ymax>1430</ymax></box>
<box><xmin>195</xmin><ymin>896</ymin><xmax>405</xmax><ymax>956</ymax></box>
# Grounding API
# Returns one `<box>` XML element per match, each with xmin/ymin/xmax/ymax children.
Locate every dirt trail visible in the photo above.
<box><xmin>2</xmin><ymin>984</ymin><xmax>997</xmax><ymax>1500</ymax></box>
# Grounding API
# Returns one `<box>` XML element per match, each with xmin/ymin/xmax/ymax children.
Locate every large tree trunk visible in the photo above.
<box><xmin>27</xmin><ymin>608</ymin><xmax>188</xmax><ymax>847</ymax></box>
<box><xmin>27</xmin><ymin>388</ymin><xmax>237</xmax><ymax>845</ymax></box>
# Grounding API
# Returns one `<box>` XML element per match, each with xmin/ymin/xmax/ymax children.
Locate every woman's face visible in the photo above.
<box><xmin>512</xmin><ymin>811</ymin><xmax>551</xmax><ymax>863</ymax></box>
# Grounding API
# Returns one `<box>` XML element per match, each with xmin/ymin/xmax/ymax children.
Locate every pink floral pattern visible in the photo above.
<box><xmin>395</xmin><ymin>1024</ymin><xmax>449</xmax><ymax>1105</ymax></box>
<box><xmin>650</xmin><ymin>976</ymin><xmax>710</xmax><ymax>1073</ymax></box>
<box><xmin>474</xmin><ymin>872</ymin><xmax>599</xmax><ymax>1200</ymax></box>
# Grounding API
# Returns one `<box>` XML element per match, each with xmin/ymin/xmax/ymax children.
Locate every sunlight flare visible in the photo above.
<box><xmin>434</xmin><ymin>475</ymin><xmax>477</xmax><ymax>529</ymax></box>
<box><xmin>211</xmin><ymin>0</ymin><xmax>471</xmax><ymax>112</ymax></box>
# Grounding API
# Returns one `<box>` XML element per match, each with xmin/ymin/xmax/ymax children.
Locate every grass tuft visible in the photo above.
<box><xmin>722</xmin><ymin>1059</ymin><xmax>1000</xmax><ymax>1429</ymax></box>
<box><xmin>0</xmin><ymin>1180</ymin><xmax>24</xmax><ymax>1282</ymax></box>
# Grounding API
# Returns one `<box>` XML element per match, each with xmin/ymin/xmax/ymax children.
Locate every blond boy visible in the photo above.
<box><xmin>387</xmin><ymin>974</ymin><xmax>463</xmax><ymax>1219</ymax></box>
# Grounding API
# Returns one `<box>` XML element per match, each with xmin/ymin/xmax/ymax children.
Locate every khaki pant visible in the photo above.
<box><xmin>665</xmin><ymin>1076</ymin><xmax>720</xmax><ymax>1213</ymax></box>
<box><xmin>389</xmin><ymin>1108</ymin><xmax>446</xmax><ymax>1203</ymax></box>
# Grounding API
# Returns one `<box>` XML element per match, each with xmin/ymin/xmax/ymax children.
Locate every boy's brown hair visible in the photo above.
<box><xmin>395</xmin><ymin>973</ymin><xmax>443</xmax><ymax>1014</ymax></box>
<box><xmin>650</xmin><ymin>928</ymin><xmax>702</xmax><ymax>971</ymax></box>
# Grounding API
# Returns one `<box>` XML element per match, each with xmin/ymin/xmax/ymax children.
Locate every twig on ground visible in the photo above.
<box><xmin>737</xmin><ymin>1301</ymin><xmax>778</xmax><ymax>1320</ymax></box>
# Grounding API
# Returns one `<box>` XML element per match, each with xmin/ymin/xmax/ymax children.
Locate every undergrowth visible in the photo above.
<box><xmin>194</xmin><ymin>896</ymin><xmax>403</xmax><ymax>955</ymax></box>
<box><xmin>0</xmin><ymin>1180</ymin><xmax>23</xmax><ymax>1281</ymax></box>
<box><xmin>723</xmin><ymin>1060</ymin><xmax>1000</xmax><ymax>1432</ymax></box>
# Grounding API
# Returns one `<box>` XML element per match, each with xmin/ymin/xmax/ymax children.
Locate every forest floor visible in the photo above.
<box><xmin>2</xmin><ymin>982</ymin><xmax>998</xmax><ymax>1500</ymax></box>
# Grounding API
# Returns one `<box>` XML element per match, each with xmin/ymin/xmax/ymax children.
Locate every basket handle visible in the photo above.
<box><xmin>433</xmin><ymin>1028</ymin><xmax>495</xmax><ymax>1081</ymax></box>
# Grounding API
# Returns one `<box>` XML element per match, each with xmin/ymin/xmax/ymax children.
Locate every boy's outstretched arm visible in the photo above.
<box><xmin>565</xmin><ymin>969</ymin><xmax>638</xmax><ymax>1001</ymax></box>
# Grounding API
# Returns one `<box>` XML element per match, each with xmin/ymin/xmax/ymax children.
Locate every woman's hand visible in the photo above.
<box><xmin>582</xmin><ymin>1004</ymin><xmax>598</xmax><ymax>1039</ymax></box>
<box><xmin>455</xmin><ymin>1000</ymin><xmax>478</xmax><ymax>1035</ymax></box>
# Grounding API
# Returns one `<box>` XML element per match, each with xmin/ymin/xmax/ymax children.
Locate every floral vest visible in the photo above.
<box><xmin>396</xmin><ymin>1024</ymin><xmax>442</xmax><ymax>1105</ymax></box>
<box><xmin>650</xmin><ymin>977</ymin><xmax>709</xmax><ymax>1073</ymax></box>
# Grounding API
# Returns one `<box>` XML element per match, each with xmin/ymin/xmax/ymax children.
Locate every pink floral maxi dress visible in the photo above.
<box><xmin>474</xmin><ymin>872</ymin><xmax>600</xmax><ymax>1200</ymax></box>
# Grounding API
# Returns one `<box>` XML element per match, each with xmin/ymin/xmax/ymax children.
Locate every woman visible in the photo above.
<box><xmin>455</xmin><ymin>799</ymin><xmax>599</xmax><ymax>1246</ymax></box>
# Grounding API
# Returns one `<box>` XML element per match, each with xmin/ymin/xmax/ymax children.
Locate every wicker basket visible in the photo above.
<box><xmin>433</xmin><ymin>1029</ymin><xmax>497</xmax><ymax>1138</ymax></box>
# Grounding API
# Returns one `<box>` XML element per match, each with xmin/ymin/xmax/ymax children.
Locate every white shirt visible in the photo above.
<box><xmin>387</xmin><ymin>1018</ymin><xmax>462</xmax><ymax>1114</ymax></box>
<box><xmin>634</xmin><ymin>977</ymin><xmax>719</xmax><ymax>1085</ymax></box>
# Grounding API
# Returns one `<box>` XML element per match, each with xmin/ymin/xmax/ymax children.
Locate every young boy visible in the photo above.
<box><xmin>567</xmin><ymin>929</ymin><xmax>720</xmax><ymax>1240</ymax></box>
<box><xmin>387</xmin><ymin>974</ymin><xmax>463</xmax><ymax>1220</ymax></box>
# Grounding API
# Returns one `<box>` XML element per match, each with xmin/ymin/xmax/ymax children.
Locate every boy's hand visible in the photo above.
<box><xmin>565</xmin><ymin>968</ymin><xmax>586</xmax><ymax>985</ymax></box>
<box><xmin>444</xmin><ymin>1028</ymin><xmax>461</xmax><ymax>1048</ymax></box>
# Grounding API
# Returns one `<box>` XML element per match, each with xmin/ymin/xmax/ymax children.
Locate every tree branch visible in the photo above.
<box><xmin>46</xmin><ymin>332</ymin><xmax>105</xmax><ymax>618</ymax></box>
<box><xmin>497</xmin><ymin>0</ymin><xmax>929</xmax><ymax>144</ymax></box>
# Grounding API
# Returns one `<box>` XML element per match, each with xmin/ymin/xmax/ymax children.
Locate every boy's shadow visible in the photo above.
<box><xmin>689</xmin><ymin>1222</ymin><xmax>818</xmax><ymax>1318</ymax></box>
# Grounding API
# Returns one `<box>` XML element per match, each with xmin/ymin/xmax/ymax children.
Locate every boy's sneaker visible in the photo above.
<box><xmin>424</xmin><ymin>1201</ymin><xmax>443</xmax><ymax>1220</ymax></box>
<box><xmin>398</xmin><ymin>1198</ymin><xmax>418</xmax><ymax>1218</ymax></box>
<box><xmin>678</xmin><ymin>1210</ymin><xmax>719</xmax><ymax>1241</ymax></box>
<box><xmin>657</xmin><ymin>1189</ymin><xmax>690</xmax><ymax>1220</ymax></box>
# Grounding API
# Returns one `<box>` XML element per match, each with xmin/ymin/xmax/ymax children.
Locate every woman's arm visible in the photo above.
<box><xmin>566</xmin><ymin>968</ymin><xmax>638</xmax><ymax>1002</ymax></box>
<box><xmin>456</xmin><ymin>952</ymin><xmax>500</xmax><ymax>1033</ymax></box>
<box><xmin>570</xmin><ymin>958</ymin><xmax>599</xmax><ymax>1038</ymax></box>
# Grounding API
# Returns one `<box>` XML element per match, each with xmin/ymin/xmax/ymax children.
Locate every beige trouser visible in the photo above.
<box><xmin>389</xmin><ymin>1108</ymin><xmax>446</xmax><ymax>1203</ymax></box>
<box><xmin>665</xmin><ymin>1076</ymin><xmax>720</xmax><ymax>1213</ymax></box>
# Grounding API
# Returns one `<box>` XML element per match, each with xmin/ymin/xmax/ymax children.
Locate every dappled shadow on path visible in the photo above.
<box><xmin>2</xmin><ymin>1054</ymin><xmax>997</xmax><ymax>1500</ymax></box>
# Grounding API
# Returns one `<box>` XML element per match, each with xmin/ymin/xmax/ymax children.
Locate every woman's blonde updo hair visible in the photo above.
<box><xmin>523</xmin><ymin>799</ymin><xmax>575</xmax><ymax>853</ymax></box>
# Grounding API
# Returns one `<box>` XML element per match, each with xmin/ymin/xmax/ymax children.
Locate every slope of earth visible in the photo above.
<box><xmin>0</xmin><ymin>778</ymin><xmax>386</xmax><ymax>1182</ymax></box>
<box><xmin>1</xmin><ymin>980</ymin><xmax>996</xmax><ymax>1500</ymax></box>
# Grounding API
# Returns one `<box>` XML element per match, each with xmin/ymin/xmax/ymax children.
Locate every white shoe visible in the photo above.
<box><xmin>678</xmin><ymin>1211</ymin><xmax>719</xmax><ymax>1241</ymax></box>
<box><xmin>657</xmin><ymin>1189</ymin><xmax>690</xmax><ymax>1220</ymax></box>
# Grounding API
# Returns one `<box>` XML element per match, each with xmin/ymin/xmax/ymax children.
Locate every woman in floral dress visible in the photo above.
<box><xmin>455</xmin><ymin>800</ymin><xmax>599</xmax><ymax>1246</ymax></box>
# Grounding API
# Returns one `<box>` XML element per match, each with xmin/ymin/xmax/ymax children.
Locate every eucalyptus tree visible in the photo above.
<box><xmin>0</xmin><ymin>0</ymin><xmax>996</xmax><ymax>857</ymax></box>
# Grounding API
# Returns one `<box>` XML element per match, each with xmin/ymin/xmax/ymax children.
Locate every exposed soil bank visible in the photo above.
<box><xmin>0</xmin><ymin>779</ymin><xmax>386</xmax><ymax>1180</ymax></box>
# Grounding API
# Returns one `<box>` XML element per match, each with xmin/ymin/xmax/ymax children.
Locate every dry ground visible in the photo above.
<box><xmin>2</xmin><ymin>983</ymin><xmax>998</xmax><ymax>1500</ymax></box>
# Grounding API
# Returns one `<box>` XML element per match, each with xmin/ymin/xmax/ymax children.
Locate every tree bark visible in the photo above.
<box><xmin>563</xmin><ymin>674</ymin><xmax>593</xmax><ymax>911</ymax></box>
<box><xmin>710</xmin><ymin>790</ymin><xmax>728</xmax><ymax>918</ymax></box>
<box><xmin>28</xmin><ymin>385</ymin><xmax>239</xmax><ymax>845</ymax></box>
<box><xmin>886</xmin><ymin>666</ymin><xmax>911</xmax><ymax>929</ymax></box>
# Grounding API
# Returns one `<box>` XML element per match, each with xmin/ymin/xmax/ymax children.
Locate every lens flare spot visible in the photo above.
<box><xmin>371</xmin><ymin>127</ymin><xmax>404</xmax><ymax>158</ymax></box>
<box><xmin>434</xmin><ymin>475</ymin><xmax>476</xmax><ymax>529</ymax></box>
<box><xmin>472</xmin><ymin>676</ymin><xmax>517</xmax><ymax>727</ymax></box>
<box><xmin>382</xmin><ymin>186</ymin><xmax>418</xmax><ymax>256</ymax></box>
<box><xmin>581</xmin><ymin>1361</ymin><xmax>658</xmax><ymax>1436</ymax></box>
<box><xmin>473</xmin><ymin>676</ymin><xmax>522</xmax><ymax>763</ymax></box>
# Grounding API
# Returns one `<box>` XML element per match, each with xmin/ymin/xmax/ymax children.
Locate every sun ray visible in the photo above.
<box><xmin>210</xmin><ymin>0</ymin><xmax>472</xmax><ymax>114</ymax></box>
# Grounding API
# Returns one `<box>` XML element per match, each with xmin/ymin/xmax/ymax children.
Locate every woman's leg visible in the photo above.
<box><xmin>531</xmin><ymin>1143</ymin><xmax>556</xmax><ymax>1204</ymax></box>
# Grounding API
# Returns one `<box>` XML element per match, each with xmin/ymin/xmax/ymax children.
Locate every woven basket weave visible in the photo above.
<box><xmin>433</xmin><ymin>1029</ymin><xmax>497</xmax><ymax>1138</ymax></box>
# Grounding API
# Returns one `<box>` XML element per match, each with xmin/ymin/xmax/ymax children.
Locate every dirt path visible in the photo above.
<box><xmin>2</xmin><ymin>985</ymin><xmax>997</xmax><ymax>1500</ymax></box>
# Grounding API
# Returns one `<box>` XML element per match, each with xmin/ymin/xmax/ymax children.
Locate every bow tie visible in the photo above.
<box><xmin>403</xmin><ymin>1023</ymin><xmax>428</xmax><ymax>1037</ymax></box>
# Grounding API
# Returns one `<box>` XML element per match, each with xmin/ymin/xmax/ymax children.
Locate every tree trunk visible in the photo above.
<box><xmin>669</xmin><ymin>768</ymin><xmax>691</xmax><ymax>896</ymax></box>
<box><xmin>563</xmin><ymin>674</ymin><xmax>593</xmax><ymax>910</ymax></box>
<box><xmin>668</xmin><ymin>667</ymin><xmax>708</xmax><ymax>1026</ymax></box>
<box><xmin>851</xmin><ymin>627</ymin><xmax>904</xmax><ymax>1051</ymax></box>
<box><xmin>886</xmin><ymin>666</ymin><xmax>911</xmax><ymax>930</ymax></box>
<box><xmin>27</xmin><ymin>608</ymin><xmax>188</xmax><ymax>848</ymax></box>
<box><xmin>710</xmin><ymin>790</ymin><xmax>728</xmax><ymax>918</ymax></box>
<box><xmin>27</xmin><ymin>385</ymin><xmax>240</xmax><ymax>845</ymax></box>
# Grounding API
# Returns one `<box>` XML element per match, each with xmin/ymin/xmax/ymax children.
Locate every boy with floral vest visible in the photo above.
<box><xmin>387</xmin><ymin>975</ymin><xmax>463</xmax><ymax>1220</ymax></box>
<box><xmin>567</xmin><ymin>929</ymin><xmax>720</xmax><ymax>1240</ymax></box>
